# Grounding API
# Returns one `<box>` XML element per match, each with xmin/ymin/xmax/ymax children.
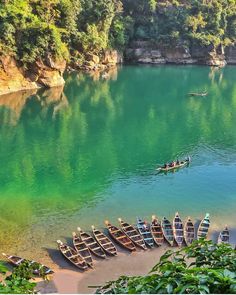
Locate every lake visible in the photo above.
<box><xmin>0</xmin><ymin>65</ymin><xmax>235</xmax><ymax>263</ymax></box>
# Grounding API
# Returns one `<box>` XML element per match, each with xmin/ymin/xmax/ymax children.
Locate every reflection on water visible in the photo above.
<box><xmin>0</xmin><ymin>65</ymin><xmax>236</xmax><ymax>261</ymax></box>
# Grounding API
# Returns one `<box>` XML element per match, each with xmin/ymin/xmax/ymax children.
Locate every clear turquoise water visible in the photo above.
<box><xmin>0</xmin><ymin>65</ymin><xmax>236</xmax><ymax>261</ymax></box>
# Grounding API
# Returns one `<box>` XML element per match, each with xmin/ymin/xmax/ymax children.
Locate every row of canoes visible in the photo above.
<box><xmin>1</xmin><ymin>214</ymin><xmax>230</xmax><ymax>274</ymax></box>
<box><xmin>56</xmin><ymin>213</ymin><xmax>229</xmax><ymax>271</ymax></box>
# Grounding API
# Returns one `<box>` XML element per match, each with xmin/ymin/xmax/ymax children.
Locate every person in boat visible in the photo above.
<box><xmin>169</xmin><ymin>161</ymin><xmax>176</xmax><ymax>167</ymax></box>
<box><xmin>176</xmin><ymin>159</ymin><xmax>180</xmax><ymax>165</ymax></box>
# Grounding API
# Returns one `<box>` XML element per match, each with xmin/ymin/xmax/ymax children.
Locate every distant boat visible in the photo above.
<box><xmin>92</xmin><ymin>225</ymin><xmax>117</xmax><ymax>256</ymax></box>
<box><xmin>57</xmin><ymin>240</ymin><xmax>88</xmax><ymax>271</ymax></box>
<box><xmin>105</xmin><ymin>220</ymin><xmax>136</xmax><ymax>252</ymax></box>
<box><xmin>188</xmin><ymin>91</ymin><xmax>208</xmax><ymax>97</ymax></box>
<box><xmin>151</xmin><ymin>215</ymin><xmax>164</xmax><ymax>246</ymax></box>
<box><xmin>2</xmin><ymin>253</ymin><xmax>53</xmax><ymax>275</ymax></box>
<box><xmin>218</xmin><ymin>226</ymin><xmax>230</xmax><ymax>244</ymax></box>
<box><xmin>173</xmin><ymin>212</ymin><xmax>184</xmax><ymax>247</ymax></box>
<box><xmin>118</xmin><ymin>218</ymin><xmax>146</xmax><ymax>250</ymax></box>
<box><xmin>184</xmin><ymin>217</ymin><xmax>195</xmax><ymax>246</ymax></box>
<box><xmin>197</xmin><ymin>213</ymin><xmax>210</xmax><ymax>239</ymax></box>
<box><xmin>156</xmin><ymin>157</ymin><xmax>191</xmax><ymax>172</ymax></box>
<box><xmin>77</xmin><ymin>227</ymin><xmax>106</xmax><ymax>259</ymax></box>
<box><xmin>72</xmin><ymin>232</ymin><xmax>93</xmax><ymax>267</ymax></box>
<box><xmin>161</xmin><ymin>217</ymin><xmax>174</xmax><ymax>246</ymax></box>
<box><xmin>137</xmin><ymin>217</ymin><xmax>154</xmax><ymax>248</ymax></box>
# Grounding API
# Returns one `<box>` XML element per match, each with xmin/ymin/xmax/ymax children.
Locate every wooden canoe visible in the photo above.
<box><xmin>151</xmin><ymin>215</ymin><xmax>164</xmax><ymax>246</ymax></box>
<box><xmin>77</xmin><ymin>227</ymin><xmax>106</xmax><ymax>259</ymax></box>
<box><xmin>197</xmin><ymin>213</ymin><xmax>210</xmax><ymax>239</ymax></box>
<box><xmin>92</xmin><ymin>226</ymin><xmax>117</xmax><ymax>256</ymax></box>
<box><xmin>218</xmin><ymin>226</ymin><xmax>230</xmax><ymax>244</ymax></box>
<box><xmin>72</xmin><ymin>232</ymin><xmax>93</xmax><ymax>267</ymax></box>
<box><xmin>137</xmin><ymin>218</ymin><xmax>154</xmax><ymax>248</ymax></box>
<box><xmin>184</xmin><ymin>217</ymin><xmax>195</xmax><ymax>246</ymax></box>
<box><xmin>173</xmin><ymin>212</ymin><xmax>184</xmax><ymax>247</ymax></box>
<box><xmin>156</xmin><ymin>158</ymin><xmax>190</xmax><ymax>172</ymax></box>
<box><xmin>118</xmin><ymin>218</ymin><xmax>147</xmax><ymax>250</ymax></box>
<box><xmin>2</xmin><ymin>253</ymin><xmax>53</xmax><ymax>275</ymax></box>
<box><xmin>105</xmin><ymin>221</ymin><xmax>136</xmax><ymax>252</ymax></box>
<box><xmin>188</xmin><ymin>92</ymin><xmax>208</xmax><ymax>97</ymax></box>
<box><xmin>161</xmin><ymin>217</ymin><xmax>174</xmax><ymax>246</ymax></box>
<box><xmin>57</xmin><ymin>240</ymin><xmax>88</xmax><ymax>271</ymax></box>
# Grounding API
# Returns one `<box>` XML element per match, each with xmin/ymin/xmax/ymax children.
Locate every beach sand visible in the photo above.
<box><xmin>36</xmin><ymin>228</ymin><xmax>236</xmax><ymax>294</ymax></box>
<box><xmin>37</xmin><ymin>244</ymin><xmax>170</xmax><ymax>294</ymax></box>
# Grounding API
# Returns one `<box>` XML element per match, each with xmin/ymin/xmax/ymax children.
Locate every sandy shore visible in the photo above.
<box><xmin>37</xmin><ymin>244</ymin><xmax>169</xmax><ymax>294</ymax></box>
<box><xmin>36</xmin><ymin>229</ymin><xmax>236</xmax><ymax>294</ymax></box>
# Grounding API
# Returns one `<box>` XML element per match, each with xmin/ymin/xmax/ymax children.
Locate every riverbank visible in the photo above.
<box><xmin>36</xmin><ymin>228</ymin><xmax>236</xmax><ymax>294</ymax></box>
<box><xmin>37</xmin><ymin>244</ymin><xmax>170</xmax><ymax>294</ymax></box>
<box><xmin>1</xmin><ymin>44</ymin><xmax>236</xmax><ymax>96</ymax></box>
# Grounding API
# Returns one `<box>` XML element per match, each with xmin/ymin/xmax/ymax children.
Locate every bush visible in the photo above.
<box><xmin>97</xmin><ymin>240</ymin><xmax>236</xmax><ymax>294</ymax></box>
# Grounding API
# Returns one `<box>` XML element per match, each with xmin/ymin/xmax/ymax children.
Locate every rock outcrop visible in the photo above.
<box><xmin>225</xmin><ymin>45</ymin><xmax>236</xmax><ymax>64</ymax></box>
<box><xmin>0</xmin><ymin>56</ymin><xmax>66</xmax><ymax>96</ymax></box>
<box><xmin>125</xmin><ymin>41</ymin><xmax>234</xmax><ymax>67</ymax></box>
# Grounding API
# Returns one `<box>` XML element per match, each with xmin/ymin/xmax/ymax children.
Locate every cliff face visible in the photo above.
<box><xmin>0</xmin><ymin>56</ymin><xmax>66</xmax><ymax>96</ymax></box>
<box><xmin>125</xmin><ymin>42</ymin><xmax>235</xmax><ymax>67</ymax></box>
<box><xmin>0</xmin><ymin>50</ymin><xmax>122</xmax><ymax>96</ymax></box>
<box><xmin>0</xmin><ymin>45</ymin><xmax>235</xmax><ymax>96</ymax></box>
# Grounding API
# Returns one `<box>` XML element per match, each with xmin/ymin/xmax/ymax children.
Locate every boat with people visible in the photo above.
<box><xmin>197</xmin><ymin>213</ymin><xmax>210</xmax><ymax>239</ymax></box>
<box><xmin>173</xmin><ymin>212</ymin><xmax>184</xmax><ymax>247</ymax></box>
<box><xmin>150</xmin><ymin>215</ymin><xmax>164</xmax><ymax>246</ymax></box>
<box><xmin>156</xmin><ymin>156</ymin><xmax>191</xmax><ymax>172</ymax></box>
<box><xmin>2</xmin><ymin>253</ymin><xmax>53</xmax><ymax>275</ymax></box>
<box><xmin>57</xmin><ymin>240</ymin><xmax>88</xmax><ymax>271</ymax></box>
<box><xmin>137</xmin><ymin>218</ymin><xmax>154</xmax><ymax>248</ymax></box>
<box><xmin>92</xmin><ymin>225</ymin><xmax>117</xmax><ymax>256</ymax></box>
<box><xmin>188</xmin><ymin>91</ymin><xmax>208</xmax><ymax>97</ymax></box>
<box><xmin>184</xmin><ymin>217</ymin><xmax>195</xmax><ymax>246</ymax></box>
<box><xmin>218</xmin><ymin>226</ymin><xmax>230</xmax><ymax>244</ymax></box>
<box><xmin>118</xmin><ymin>218</ymin><xmax>147</xmax><ymax>250</ymax></box>
<box><xmin>77</xmin><ymin>227</ymin><xmax>106</xmax><ymax>259</ymax></box>
<box><xmin>105</xmin><ymin>220</ymin><xmax>136</xmax><ymax>251</ymax></box>
<box><xmin>161</xmin><ymin>217</ymin><xmax>174</xmax><ymax>246</ymax></box>
<box><xmin>72</xmin><ymin>232</ymin><xmax>93</xmax><ymax>267</ymax></box>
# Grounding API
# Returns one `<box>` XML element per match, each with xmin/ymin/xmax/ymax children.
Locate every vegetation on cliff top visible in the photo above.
<box><xmin>0</xmin><ymin>0</ymin><xmax>235</xmax><ymax>66</ymax></box>
<box><xmin>97</xmin><ymin>240</ymin><xmax>236</xmax><ymax>294</ymax></box>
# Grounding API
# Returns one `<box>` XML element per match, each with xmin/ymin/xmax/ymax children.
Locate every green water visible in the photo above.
<box><xmin>0</xmin><ymin>65</ymin><xmax>236</xmax><ymax>261</ymax></box>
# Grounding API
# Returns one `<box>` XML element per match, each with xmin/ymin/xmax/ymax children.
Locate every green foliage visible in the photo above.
<box><xmin>97</xmin><ymin>240</ymin><xmax>236</xmax><ymax>294</ymax></box>
<box><xmin>0</xmin><ymin>261</ymin><xmax>49</xmax><ymax>294</ymax></box>
<box><xmin>0</xmin><ymin>0</ymin><xmax>235</xmax><ymax>65</ymax></box>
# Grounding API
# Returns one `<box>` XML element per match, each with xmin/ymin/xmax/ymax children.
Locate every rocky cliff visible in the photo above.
<box><xmin>0</xmin><ymin>50</ymin><xmax>122</xmax><ymax>96</ymax></box>
<box><xmin>125</xmin><ymin>41</ymin><xmax>235</xmax><ymax>67</ymax></box>
<box><xmin>0</xmin><ymin>56</ymin><xmax>66</xmax><ymax>96</ymax></box>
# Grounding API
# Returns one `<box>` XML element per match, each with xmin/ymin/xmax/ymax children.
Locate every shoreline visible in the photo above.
<box><xmin>37</xmin><ymin>244</ymin><xmax>170</xmax><ymax>294</ymax></box>
<box><xmin>1</xmin><ymin>62</ymin><xmax>236</xmax><ymax>97</ymax></box>
<box><xmin>36</xmin><ymin>229</ymin><xmax>236</xmax><ymax>294</ymax></box>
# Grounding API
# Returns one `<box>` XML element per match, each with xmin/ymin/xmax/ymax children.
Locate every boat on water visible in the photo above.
<box><xmin>137</xmin><ymin>218</ymin><xmax>154</xmax><ymax>248</ymax></box>
<box><xmin>197</xmin><ymin>213</ymin><xmax>210</xmax><ymax>239</ymax></box>
<box><xmin>156</xmin><ymin>157</ymin><xmax>191</xmax><ymax>172</ymax></box>
<box><xmin>184</xmin><ymin>217</ymin><xmax>195</xmax><ymax>246</ymax></box>
<box><xmin>118</xmin><ymin>218</ymin><xmax>147</xmax><ymax>250</ymax></box>
<box><xmin>151</xmin><ymin>215</ymin><xmax>164</xmax><ymax>246</ymax></box>
<box><xmin>105</xmin><ymin>221</ymin><xmax>136</xmax><ymax>251</ymax></box>
<box><xmin>92</xmin><ymin>225</ymin><xmax>117</xmax><ymax>256</ymax></box>
<box><xmin>2</xmin><ymin>253</ymin><xmax>53</xmax><ymax>275</ymax></box>
<box><xmin>57</xmin><ymin>240</ymin><xmax>88</xmax><ymax>271</ymax></box>
<box><xmin>161</xmin><ymin>217</ymin><xmax>174</xmax><ymax>246</ymax></box>
<box><xmin>218</xmin><ymin>226</ymin><xmax>230</xmax><ymax>244</ymax></box>
<box><xmin>173</xmin><ymin>212</ymin><xmax>184</xmax><ymax>247</ymax></box>
<box><xmin>72</xmin><ymin>232</ymin><xmax>93</xmax><ymax>267</ymax></box>
<box><xmin>77</xmin><ymin>227</ymin><xmax>106</xmax><ymax>259</ymax></box>
<box><xmin>188</xmin><ymin>91</ymin><xmax>208</xmax><ymax>97</ymax></box>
